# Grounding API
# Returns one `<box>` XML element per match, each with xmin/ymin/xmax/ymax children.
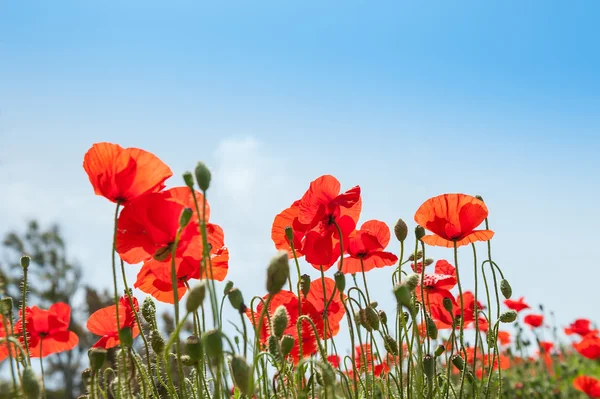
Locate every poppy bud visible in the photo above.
<box><xmin>194</xmin><ymin>162</ymin><xmax>211</xmax><ymax>192</ymax></box>
<box><xmin>280</xmin><ymin>334</ymin><xmax>294</xmax><ymax>357</ymax></box>
<box><xmin>20</xmin><ymin>255</ymin><xmax>31</xmax><ymax>270</ymax></box>
<box><xmin>475</xmin><ymin>195</ymin><xmax>484</xmax><ymax>202</ymax></box>
<box><xmin>320</xmin><ymin>363</ymin><xmax>336</xmax><ymax>387</ymax></box>
<box><xmin>426</xmin><ymin>316</ymin><xmax>438</xmax><ymax>340</ymax></box>
<box><xmin>284</xmin><ymin>226</ymin><xmax>294</xmax><ymax>244</ymax></box>
<box><xmin>394</xmin><ymin>284</ymin><xmax>412</xmax><ymax>309</ymax></box>
<box><xmin>180</xmin><ymin>355</ymin><xmax>196</xmax><ymax>367</ymax></box>
<box><xmin>451</xmin><ymin>355</ymin><xmax>465</xmax><ymax>371</ymax></box>
<box><xmin>404</xmin><ymin>274</ymin><xmax>420</xmax><ymax>292</ymax></box>
<box><xmin>415</xmin><ymin>225</ymin><xmax>426</xmax><ymax>241</ymax></box>
<box><xmin>267</xmin><ymin>335</ymin><xmax>281</xmax><ymax>359</ymax></box>
<box><xmin>81</xmin><ymin>367</ymin><xmax>92</xmax><ymax>382</ymax></box>
<box><xmin>186</xmin><ymin>336</ymin><xmax>202</xmax><ymax>361</ymax></box>
<box><xmin>266</xmin><ymin>251</ymin><xmax>290</xmax><ymax>295</ymax></box>
<box><xmin>230</xmin><ymin>355</ymin><xmax>252</xmax><ymax>396</ymax></box>
<box><xmin>272</xmin><ymin>306</ymin><xmax>289</xmax><ymax>339</ymax></box>
<box><xmin>88</xmin><ymin>347</ymin><xmax>107</xmax><ymax>371</ymax></box>
<box><xmin>434</xmin><ymin>345</ymin><xmax>445</xmax><ymax>357</ymax></box>
<box><xmin>300</xmin><ymin>274</ymin><xmax>311</xmax><ymax>298</ymax></box>
<box><xmin>150</xmin><ymin>330</ymin><xmax>165</xmax><ymax>354</ymax></box>
<box><xmin>408</xmin><ymin>250</ymin><xmax>423</xmax><ymax>262</ymax></box>
<box><xmin>119</xmin><ymin>327</ymin><xmax>134</xmax><ymax>347</ymax></box>
<box><xmin>227</xmin><ymin>288</ymin><xmax>245</xmax><ymax>313</ymax></box>
<box><xmin>369</xmin><ymin>301</ymin><xmax>378</xmax><ymax>308</ymax></box>
<box><xmin>186</xmin><ymin>283</ymin><xmax>206</xmax><ymax>313</ymax></box>
<box><xmin>423</xmin><ymin>355</ymin><xmax>435</xmax><ymax>379</ymax></box>
<box><xmin>1</xmin><ymin>297</ymin><xmax>13</xmax><ymax>316</ymax></box>
<box><xmin>78</xmin><ymin>396</ymin><xmax>90</xmax><ymax>399</ymax></box>
<box><xmin>383</xmin><ymin>335</ymin><xmax>398</xmax><ymax>356</ymax></box>
<box><xmin>224</xmin><ymin>281</ymin><xmax>234</xmax><ymax>295</ymax></box>
<box><xmin>202</xmin><ymin>329</ymin><xmax>223</xmax><ymax>364</ymax></box>
<box><xmin>378</xmin><ymin>310</ymin><xmax>387</xmax><ymax>325</ymax></box>
<box><xmin>183</xmin><ymin>171</ymin><xmax>195</xmax><ymax>188</ymax></box>
<box><xmin>500</xmin><ymin>310</ymin><xmax>517</xmax><ymax>323</ymax></box>
<box><xmin>424</xmin><ymin>258</ymin><xmax>434</xmax><ymax>267</ymax></box>
<box><xmin>443</xmin><ymin>297</ymin><xmax>453</xmax><ymax>313</ymax></box>
<box><xmin>364</xmin><ymin>306</ymin><xmax>380</xmax><ymax>331</ymax></box>
<box><xmin>394</xmin><ymin>219</ymin><xmax>408</xmax><ymax>242</ymax></box>
<box><xmin>334</xmin><ymin>271</ymin><xmax>345</xmax><ymax>293</ymax></box>
<box><xmin>500</xmin><ymin>279</ymin><xmax>512</xmax><ymax>299</ymax></box>
<box><xmin>179</xmin><ymin>207</ymin><xmax>194</xmax><ymax>229</ymax></box>
<box><xmin>142</xmin><ymin>297</ymin><xmax>156</xmax><ymax>323</ymax></box>
<box><xmin>21</xmin><ymin>366</ymin><xmax>40</xmax><ymax>399</ymax></box>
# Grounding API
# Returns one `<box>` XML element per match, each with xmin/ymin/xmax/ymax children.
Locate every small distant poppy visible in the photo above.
<box><xmin>504</xmin><ymin>297</ymin><xmax>530</xmax><ymax>313</ymax></box>
<box><xmin>523</xmin><ymin>314</ymin><xmax>544</xmax><ymax>328</ymax></box>
<box><xmin>87</xmin><ymin>296</ymin><xmax>140</xmax><ymax>349</ymax></box>
<box><xmin>573</xmin><ymin>335</ymin><xmax>600</xmax><ymax>360</ymax></box>
<box><xmin>339</xmin><ymin>220</ymin><xmax>398</xmax><ymax>274</ymax></box>
<box><xmin>565</xmin><ymin>319</ymin><xmax>599</xmax><ymax>337</ymax></box>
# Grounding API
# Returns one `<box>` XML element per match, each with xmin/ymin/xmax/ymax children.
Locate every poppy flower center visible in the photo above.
<box><xmin>153</xmin><ymin>243</ymin><xmax>173</xmax><ymax>261</ymax></box>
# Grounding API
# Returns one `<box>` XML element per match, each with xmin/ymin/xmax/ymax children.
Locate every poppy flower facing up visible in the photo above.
<box><xmin>414</xmin><ymin>194</ymin><xmax>494</xmax><ymax>248</ymax></box>
<box><xmin>16</xmin><ymin>303</ymin><xmax>79</xmax><ymax>358</ymax></box>
<box><xmin>504</xmin><ymin>297</ymin><xmax>530</xmax><ymax>313</ymax></box>
<box><xmin>573</xmin><ymin>335</ymin><xmax>600</xmax><ymax>360</ymax></box>
<box><xmin>523</xmin><ymin>314</ymin><xmax>544</xmax><ymax>329</ymax></box>
<box><xmin>565</xmin><ymin>318</ymin><xmax>599</xmax><ymax>337</ymax></box>
<box><xmin>83</xmin><ymin>142</ymin><xmax>172</xmax><ymax>204</ymax></box>
<box><xmin>340</xmin><ymin>220</ymin><xmax>398</xmax><ymax>274</ymax></box>
<box><xmin>87</xmin><ymin>296</ymin><xmax>140</xmax><ymax>349</ymax></box>
<box><xmin>574</xmin><ymin>376</ymin><xmax>600</xmax><ymax>398</ymax></box>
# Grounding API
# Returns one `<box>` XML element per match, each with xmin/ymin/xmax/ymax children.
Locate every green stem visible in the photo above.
<box><xmin>169</xmin><ymin>230</ymin><xmax>186</xmax><ymax>398</ymax></box>
<box><xmin>1</xmin><ymin>316</ymin><xmax>17</xmax><ymax>393</ymax></box>
<box><xmin>39</xmin><ymin>339</ymin><xmax>46</xmax><ymax>399</ymax></box>
<box><xmin>21</xmin><ymin>266</ymin><xmax>31</xmax><ymax>365</ymax></box>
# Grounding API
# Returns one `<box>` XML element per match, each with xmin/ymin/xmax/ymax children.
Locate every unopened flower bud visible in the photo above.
<box><xmin>320</xmin><ymin>363</ymin><xmax>336</xmax><ymax>387</ymax></box>
<box><xmin>300</xmin><ymin>274</ymin><xmax>311</xmax><ymax>298</ymax></box>
<box><xmin>20</xmin><ymin>255</ymin><xmax>31</xmax><ymax>270</ymax></box>
<box><xmin>179</xmin><ymin>207</ymin><xmax>193</xmax><ymax>229</ymax></box>
<box><xmin>142</xmin><ymin>297</ymin><xmax>156</xmax><ymax>323</ymax></box>
<box><xmin>394</xmin><ymin>284</ymin><xmax>412</xmax><ymax>309</ymax></box>
<box><xmin>230</xmin><ymin>355</ymin><xmax>252</xmax><ymax>396</ymax></box>
<box><xmin>1</xmin><ymin>297</ymin><xmax>13</xmax><ymax>315</ymax></box>
<box><xmin>22</xmin><ymin>366</ymin><xmax>40</xmax><ymax>399</ymax></box>
<box><xmin>383</xmin><ymin>335</ymin><xmax>398</xmax><ymax>356</ymax></box>
<box><xmin>424</xmin><ymin>258</ymin><xmax>434</xmax><ymax>266</ymax></box>
<box><xmin>88</xmin><ymin>347</ymin><xmax>107</xmax><ymax>371</ymax></box>
<box><xmin>378</xmin><ymin>310</ymin><xmax>387</xmax><ymax>325</ymax></box>
<box><xmin>81</xmin><ymin>367</ymin><xmax>92</xmax><ymax>382</ymax></box>
<box><xmin>227</xmin><ymin>288</ymin><xmax>245</xmax><ymax>313</ymax></box>
<box><xmin>268</xmin><ymin>335</ymin><xmax>281</xmax><ymax>359</ymax></box>
<box><xmin>186</xmin><ymin>336</ymin><xmax>202</xmax><ymax>361</ymax></box>
<box><xmin>334</xmin><ymin>271</ymin><xmax>345</xmax><ymax>292</ymax></box>
<box><xmin>408</xmin><ymin>250</ymin><xmax>423</xmax><ymax>262</ymax></box>
<box><xmin>280</xmin><ymin>335</ymin><xmax>294</xmax><ymax>357</ymax></box>
<box><xmin>434</xmin><ymin>345</ymin><xmax>445</xmax><ymax>357</ymax></box>
<box><xmin>451</xmin><ymin>355</ymin><xmax>465</xmax><ymax>371</ymax></box>
<box><xmin>224</xmin><ymin>281</ymin><xmax>234</xmax><ymax>295</ymax></box>
<box><xmin>284</xmin><ymin>226</ymin><xmax>294</xmax><ymax>244</ymax></box>
<box><xmin>423</xmin><ymin>355</ymin><xmax>435</xmax><ymax>379</ymax></box>
<box><xmin>443</xmin><ymin>297</ymin><xmax>453</xmax><ymax>313</ymax></box>
<box><xmin>183</xmin><ymin>171</ymin><xmax>195</xmax><ymax>188</ymax></box>
<box><xmin>500</xmin><ymin>279</ymin><xmax>512</xmax><ymax>299</ymax></box>
<box><xmin>186</xmin><ymin>283</ymin><xmax>206</xmax><ymax>313</ymax></box>
<box><xmin>369</xmin><ymin>301</ymin><xmax>378</xmax><ymax>308</ymax></box>
<box><xmin>500</xmin><ymin>310</ymin><xmax>517</xmax><ymax>323</ymax></box>
<box><xmin>364</xmin><ymin>306</ymin><xmax>380</xmax><ymax>331</ymax></box>
<box><xmin>426</xmin><ymin>316</ymin><xmax>438</xmax><ymax>340</ymax></box>
<box><xmin>202</xmin><ymin>330</ymin><xmax>223</xmax><ymax>364</ymax></box>
<box><xmin>415</xmin><ymin>225</ymin><xmax>426</xmax><ymax>241</ymax></box>
<box><xmin>266</xmin><ymin>251</ymin><xmax>290</xmax><ymax>295</ymax></box>
<box><xmin>150</xmin><ymin>330</ymin><xmax>165</xmax><ymax>353</ymax></box>
<box><xmin>194</xmin><ymin>162</ymin><xmax>211</xmax><ymax>192</ymax></box>
<box><xmin>404</xmin><ymin>274</ymin><xmax>420</xmax><ymax>292</ymax></box>
<box><xmin>181</xmin><ymin>355</ymin><xmax>196</xmax><ymax>367</ymax></box>
<box><xmin>394</xmin><ymin>219</ymin><xmax>408</xmax><ymax>242</ymax></box>
<box><xmin>272</xmin><ymin>306</ymin><xmax>289</xmax><ymax>338</ymax></box>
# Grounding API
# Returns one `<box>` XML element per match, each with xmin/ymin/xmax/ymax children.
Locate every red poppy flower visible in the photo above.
<box><xmin>414</xmin><ymin>194</ymin><xmax>494</xmax><ymax>248</ymax></box>
<box><xmin>497</xmin><ymin>331</ymin><xmax>511</xmax><ymax>346</ymax></box>
<box><xmin>539</xmin><ymin>341</ymin><xmax>554</xmax><ymax>354</ymax></box>
<box><xmin>565</xmin><ymin>319</ymin><xmax>599</xmax><ymax>337</ymax></box>
<box><xmin>271</xmin><ymin>201</ymin><xmax>307</xmax><ymax>259</ymax></box>
<box><xmin>83</xmin><ymin>142</ymin><xmax>172</xmax><ymax>204</ymax></box>
<box><xmin>246</xmin><ymin>291</ymin><xmax>324</xmax><ymax>363</ymax></box>
<box><xmin>349</xmin><ymin>344</ymin><xmax>390</xmax><ymax>377</ymax></box>
<box><xmin>431</xmin><ymin>291</ymin><xmax>481</xmax><ymax>327</ymax></box>
<box><xmin>504</xmin><ymin>297</ymin><xmax>530</xmax><ymax>313</ymax></box>
<box><xmin>574</xmin><ymin>376</ymin><xmax>600</xmax><ymax>398</ymax></box>
<box><xmin>573</xmin><ymin>335</ymin><xmax>600</xmax><ymax>360</ymax></box>
<box><xmin>339</xmin><ymin>220</ymin><xmax>398</xmax><ymax>274</ymax></box>
<box><xmin>0</xmin><ymin>316</ymin><xmax>16</xmax><ymax>362</ymax></box>
<box><xmin>327</xmin><ymin>355</ymin><xmax>340</xmax><ymax>369</ymax></box>
<box><xmin>523</xmin><ymin>314</ymin><xmax>544</xmax><ymax>328</ymax></box>
<box><xmin>305</xmin><ymin>277</ymin><xmax>345</xmax><ymax>338</ymax></box>
<box><xmin>16</xmin><ymin>303</ymin><xmax>79</xmax><ymax>358</ymax></box>
<box><xmin>416</xmin><ymin>260</ymin><xmax>457</xmax><ymax>310</ymax></box>
<box><xmin>87</xmin><ymin>296</ymin><xmax>140</xmax><ymax>349</ymax></box>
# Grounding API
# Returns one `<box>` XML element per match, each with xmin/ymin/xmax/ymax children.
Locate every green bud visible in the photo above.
<box><xmin>443</xmin><ymin>297</ymin><xmax>453</xmax><ymax>313</ymax></box>
<box><xmin>227</xmin><ymin>288</ymin><xmax>245</xmax><ymax>313</ymax></box>
<box><xmin>500</xmin><ymin>310</ymin><xmax>517</xmax><ymax>323</ymax></box>
<box><xmin>268</xmin><ymin>335</ymin><xmax>281</xmax><ymax>359</ymax></box>
<box><xmin>284</xmin><ymin>226</ymin><xmax>294</xmax><ymax>244</ymax></box>
<box><xmin>186</xmin><ymin>336</ymin><xmax>203</xmax><ymax>361</ymax></box>
<box><xmin>378</xmin><ymin>310</ymin><xmax>387</xmax><ymax>325</ymax></box>
<box><xmin>423</xmin><ymin>355</ymin><xmax>435</xmax><ymax>379</ymax></box>
<box><xmin>334</xmin><ymin>271</ymin><xmax>346</xmax><ymax>293</ymax></box>
<box><xmin>383</xmin><ymin>335</ymin><xmax>398</xmax><ymax>356</ymax></box>
<box><xmin>88</xmin><ymin>347</ymin><xmax>107</xmax><ymax>371</ymax></box>
<box><xmin>20</xmin><ymin>255</ymin><xmax>31</xmax><ymax>270</ymax></box>
<box><xmin>194</xmin><ymin>162</ymin><xmax>212</xmax><ymax>192</ymax></box>
<box><xmin>142</xmin><ymin>297</ymin><xmax>156</xmax><ymax>324</ymax></box>
<box><xmin>181</xmin><ymin>355</ymin><xmax>196</xmax><ymax>367</ymax></box>
<box><xmin>1</xmin><ymin>297</ymin><xmax>13</xmax><ymax>315</ymax></box>
<box><xmin>179</xmin><ymin>207</ymin><xmax>194</xmax><ymax>229</ymax></box>
<box><xmin>424</xmin><ymin>258</ymin><xmax>434</xmax><ymax>266</ymax></box>
<box><xmin>320</xmin><ymin>363</ymin><xmax>336</xmax><ymax>387</ymax></box>
<box><xmin>186</xmin><ymin>283</ymin><xmax>206</xmax><ymax>313</ymax></box>
<box><xmin>202</xmin><ymin>330</ymin><xmax>223</xmax><ymax>364</ymax></box>
<box><xmin>434</xmin><ymin>345</ymin><xmax>445</xmax><ymax>357</ymax></box>
<box><xmin>500</xmin><ymin>279</ymin><xmax>512</xmax><ymax>299</ymax></box>
<box><xmin>21</xmin><ymin>366</ymin><xmax>40</xmax><ymax>399</ymax></box>
<box><xmin>404</xmin><ymin>274</ymin><xmax>420</xmax><ymax>292</ymax></box>
<box><xmin>426</xmin><ymin>316</ymin><xmax>438</xmax><ymax>340</ymax></box>
<box><xmin>451</xmin><ymin>355</ymin><xmax>465</xmax><ymax>371</ymax></box>
<box><xmin>118</xmin><ymin>327</ymin><xmax>134</xmax><ymax>347</ymax></box>
<box><xmin>369</xmin><ymin>301</ymin><xmax>379</xmax><ymax>308</ymax></box>
<box><xmin>394</xmin><ymin>219</ymin><xmax>408</xmax><ymax>242</ymax></box>
<box><xmin>266</xmin><ymin>251</ymin><xmax>290</xmax><ymax>295</ymax></box>
<box><xmin>224</xmin><ymin>281</ymin><xmax>234</xmax><ymax>295</ymax></box>
<box><xmin>272</xmin><ymin>306</ymin><xmax>289</xmax><ymax>339</ymax></box>
<box><xmin>81</xmin><ymin>367</ymin><xmax>92</xmax><ymax>382</ymax></box>
<box><xmin>280</xmin><ymin>334</ymin><xmax>295</xmax><ymax>357</ymax></box>
<box><xmin>183</xmin><ymin>171</ymin><xmax>195</xmax><ymax>188</ymax></box>
<box><xmin>230</xmin><ymin>355</ymin><xmax>252</xmax><ymax>396</ymax></box>
<box><xmin>300</xmin><ymin>274</ymin><xmax>311</xmax><ymax>298</ymax></box>
<box><xmin>394</xmin><ymin>284</ymin><xmax>412</xmax><ymax>309</ymax></box>
<box><xmin>150</xmin><ymin>330</ymin><xmax>165</xmax><ymax>354</ymax></box>
<box><xmin>408</xmin><ymin>250</ymin><xmax>423</xmax><ymax>262</ymax></box>
<box><xmin>415</xmin><ymin>225</ymin><xmax>426</xmax><ymax>241</ymax></box>
<box><xmin>364</xmin><ymin>306</ymin><xmax>380</xmax><ymax>331</ymax></box>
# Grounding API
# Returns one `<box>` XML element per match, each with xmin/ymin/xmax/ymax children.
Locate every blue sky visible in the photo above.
<box><xmin>1</xmin><ymin>0</ymin><xmax>599</xmax><ymax>356</ymax></box>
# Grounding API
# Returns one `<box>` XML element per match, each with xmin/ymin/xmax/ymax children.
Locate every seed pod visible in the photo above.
<box><xmin>378</xmin><ymin>310</ymin><xmax>388</xmax><ymax>325</ymax></box>
<box><xmin>88</xmin><ymin>348</ymin><xmax>107</xmax><ymax>371</ymax></box>
<box><xmin>194</xmin><ymin>162</ymin><xmax>211</xmax><ymax>191</ymax></box>
<box><xmin>424</xmin><ymin>258</ymin><xmax>434</xmax><ymax>266</ymax></box>
<box><xmin>183</xmin><ymin>171</ymin><xmax>195</xmax><ymax>188</ymax></box>
<box><xmin>272</xmin><ymin>306</ymin><xmax>290</xmax><ymax>339</ymax></box>
<box><xmin>426</xmin><ymin>316</ymin><xmax>438</xmax><ymax>340</ymax></box>
<box><xmin>118</xmin><ymin>327</ymin><xmax>134</xmax><ymax>347</ymax></box>
<box><xmin>21</xmin><ymin>255</ymin><xmax>31</xmax><ymax>269</ymax></box>
<box><xmin>451</xmin><ymin>355</ymin><xmax>465</xmax><ymax>371</ymax></box>
<box><xmin>284</xmin><ymin>226</ymin><xmax>294</xmax><ymax>244</ymax></box>
<box><xmin>186</xmin><ymin>336</ymin><xmax>202</xmax><ymax>361</ymax></box>
<box><xmin>404</xmin><ymin>274</ymin><xmax>420</xmax><ymax>292</ymax></box>
<box><xmin>383</xmin><ymin>335</ymin><xmax>398</xmax><ymax>356</ymax></box>
<box><xmin>230</xmin><ymin>355</ymin><xmax>252</xmax><ymax>396</ymax></box>
<box><xmin>500</xmin><ymin>310</ymin><xmax>517</xmax><ymax>323</ymax></box>
<box><xmin>179</xmin><ymin>207</ymin><xmax>193</xmax><ymax>228</ymax></box>
<box><xmin>334</xmin><ymin>271</ymin><xmax>345</xmax><ymax>292</ymax></box>
<box><xmin>227</xmin><ymin>288</ymin><xmax>245</xmax><ymax>313</ymax></box>
<box><xmin>364</xmin><ymin>306</ymin><xmax>380</xmax><ymax>331</ymax></box>
<box><xmin>150</xmin><ymin>330</ymin><xmax>165</xmax><ymax>354</ymax></box>
<box><xmin>423</xmin><ymin>355</ymin><xmax>435</xmax><ymax>379</ymax></box>
<box><xmin>186</xmin><ymin>283</ymin><xmax>206</xmax><ymax>313</ymax></box>
<box><xmin>81</xmin><ymin>367</ymin><xmax>92</xmax><ymax>382</ymax></box>
<box><xmin>434</xmin><ymin>345</ymin><xmax>445</xmax><ymax>357</ymax></box>
<box><xmin>415</xmin><ymin>225</ymin><xmax>426</xmax><ymax>241</ymax></box>
<box><xmin>280</xmin><ymin>334</ymin><xmax>295</xmax><ymax>357</ymax></box>
<box><xmin>266</xmin><ymin>251</ymin><xmax>290</xmax><ymax>295</ymax></box>
<box><xmin>142</xmin><ymin>297</ymin><xmax>156</xmax><ymax>324</ymax></box>
<box><xmin>500</xmin><ymin>279</ymin><xmax>512</xmax><ymax>299</ymax></box>
<box><xmin>300</xmin><ymin>274</ymin><xmax>311</xmax><ymax>297</ymax></box>
<box><xmin>21</xmin><ymin>367</ymin><xmax>40</xmax><ymax>399</ymax></box>
<box><xmin>394</xmin><ymin>219</ymin><xmax>408</xmax><ymax>242</ymax></box>
<box><xmin>202</xmin><ymin>329</ymin><xmax>223</xmax><ymax>364</ymax></box>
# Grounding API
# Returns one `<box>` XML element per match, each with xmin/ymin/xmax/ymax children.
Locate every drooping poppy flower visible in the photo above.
<box><xmin>339</xmin><ymin>220</ymin><xmax>398</xmax><ymax>274</ymax></box>
<box><xmin>246</xmin><ymin>290</ymin><xmax>324</xmax><ymax>363</ymax></box>
<box><xmin>523</xmin><ymin>314</ymin><xmax>544</xmax><ymax>328</ymax></box>
<box><xmin>504</xmin><ymin>297</ymin><xmax>530</xmax><ymax>313</ymax></box>
<box><xmin>305</xmin><ymin>277</ymin><xmax>345</xmax><ymax>338</ymax></box>
<box><xmin>414</xmin><ymin>194</ymin><xmax>494</xmax><ymax>248</ymax></box>
<box><xmin>87</xmin><ymin>296</ymin><xmax>140</xmax><ymax>349</ymax></box>
<box><xmin>16</xmin><ymin>303</ymin><xmax>79</xmax><ymax>358</ymax></box>
<box><xmin>573</xmin><ymin>335</ymin><xmax>600</xmax><ymax>360</ymax></box>
<box><xmin>565</xmin><ymin>319</ymin><xmax>599</xmax><ymax>337</ymax></box>
<box><xmin>573</xmin><ymin>376</ymin><xmax>600</xmax><ymax>398</ymax></box>
<box><xmin>83</xmin><ymin>142</ymin><xmax>172</xmax><ymax>204</ymax></box>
